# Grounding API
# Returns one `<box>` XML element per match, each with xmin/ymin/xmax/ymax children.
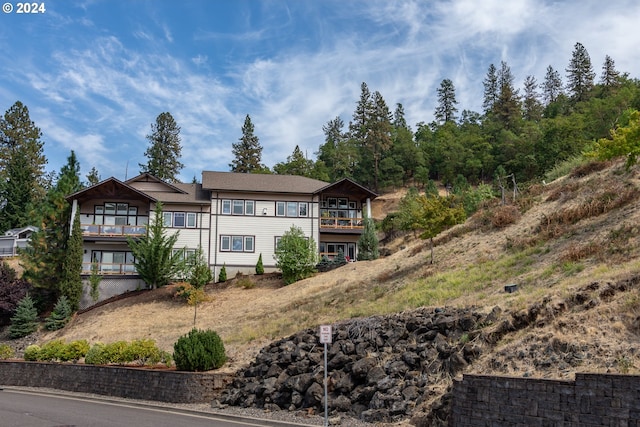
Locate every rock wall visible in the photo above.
<box><xmin>0</xmin><ymin>361</ymin><xmax>230</xmax><ymax>403</ymax></box>
<box><xmin>219</xmin><ymin>307</ymin><xmax>491</xmax><ymax>423</ymax></box>
<box><xmin>450</xmin><ymin>373</ymin><xmax>640</xmax><ymax>426</ymax></box>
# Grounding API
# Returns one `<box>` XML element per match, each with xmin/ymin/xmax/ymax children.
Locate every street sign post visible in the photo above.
<box><xmin>319</xmin><ymin>325</ymin><xmax>332</xmax><ymax>427</ymax></box>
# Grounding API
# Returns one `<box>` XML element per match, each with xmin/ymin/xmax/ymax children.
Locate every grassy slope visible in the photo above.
<box><xmin>40</xmin><ymin>159</ymin><xmax>640</xmax><ymax>381</ymax></box>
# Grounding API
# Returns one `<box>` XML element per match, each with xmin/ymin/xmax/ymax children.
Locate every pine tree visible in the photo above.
<box><xmin>542</xmin><ymin>65</ymin><xmax>564</xmax><ymax>104</ymax></box>
<box><xmin>86</xmin><ymin>167</ymin><xmax>101</xmax><ymax>186</ymax></box>
<box><xmin>59</xmin><ymin>209</ymin><xmax>83</xmax><ymax>310</ymax></box>
<box><xmin>44</xmin><ymin>295</ymin><xmax>72</xmax><ymax>331</ymax></box>
<box><xmin>9</xmin><ymin>294</ymin><xmax>38</xmax><ymax>339</ymax></box>
<box><xmin>566</xmin><ymin>42</ymin><xmax>595</xmax><ymax>102</ymax></box>
<box><xmin>273</xmin><ymin>145</ymin><xmax>314</xmax><ymax>177</ymax></box>
<box><xmin>318</xmin><ymin>116</ymin><xmax>352</xmax><ymax>181</ymax></box>
<box><xmin>367</xmin><ymin>91</ymin><xmax>393</xmax><ymax>191</ymax></box>
<box><xmin>357</xmin><ymin>217</ymin><xmax>379</xmax><ymax>261</ymax></box>
<box><xmin>494</xmin><ymin>61</ymin><xmax>522</xmax><ymax>130</ymax></box>
<box><xmin>599</xmin><ymin>55</ymin><xmax>621</xmax><ymax>90</ymax></box>
<box><xmin>523</xmin><ymin>75</ymin><xmax>543</xmax><ymax>121</ymax></box>
<box><xmin>0</xmin><ymin>101</ymin><xmax>47</xmax><ymax>232</ymax></box>
<box><xmin>127</xmin><ymin>202</ymin><xmax>185</xmax><ymax>289</ymax></box>
<box><xmin>140</xmin><ymin>112</ymin><xmax>184</xmax><ymax>183</ymax></box>
<box><xmin>22</xmin><ymin>151</ymin><xmax>82</xmax><ymax>296</ymax></box>
<box><xmin>434</xmin><ymin>79</ymin><xmax>458</xmax><ymax>124</ymax></box>
<box><xmin>230</xmin><ymin>114</ymin><xmax>265</xmax><ymax>173</ymax></box>
<box><xmin>482</xmin><ymin>64</ymin><xmax>499</xmax><ymax>114</ymax></box>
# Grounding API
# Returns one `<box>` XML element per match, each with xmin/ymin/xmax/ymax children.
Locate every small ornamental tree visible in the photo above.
<box><xmin>45</xmin><ymin>295</ymin><xmax>72</xmax><ymax>331</ymax></box>
<box><xmin>89</xmin><ymin>262</ymin><xmax>101</xmax><ymax>302</ymax></box>
<box><xmin>9</xmin><ymin>294</ymin><xmax>38</xmax><ymax>339</ymax></box>
<box><xmin>173</xmin><ymin>328</ymin><xmax>227</xmax><ymax>371</ymax></box>
<box><xmin>59</xmin><ymin>209</ymin><xmax>83</xmax><ymax>310</ymax></box>
<box><xmin>357</xmin><ymin>217</ymin><xmax>379</xmax><ymax>261</ymax></box>
<box><xmin>274</xmin><ymin>225</ymin><xmax>317</xmax><ymax>285</ymax></box>
<box><xmin>0</xmin><ymin>262</ymin><xmax>32</xmax><ymax>325</ymax></box>
<box><xmin>255</xmin><ymin>253</ymin><xmax>264</xmax><ymax>275</ymax></box>
<box><xmin>187</xmin><ymin>247</ymin><xmax>212</xmax><ymax>289</ymax></box>
<box><xmin>127</xmin><ymin>202</ymin><xmax>185</xmax><ymax>289</ymax></box>
<box><xmin>413</xmin><ymin>194</ymin><xmax>466</xmax><ymax>264</ymax></box>
<box><xmin>218</xmin><ymin>264</ymin><xmax>227</xmax><ymax>282</ymax></box>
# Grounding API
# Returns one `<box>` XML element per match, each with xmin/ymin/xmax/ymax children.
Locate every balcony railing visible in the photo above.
<box><xmin>82</xmin><ymin>262</ymin><xmax>137</xmax><ymax>275</ymax></box>
<box><xmin>320</xmin><ymin>217</ymin><xmax>364</xmax><ymax>229</ymax></box>
<box><xmin>81</xmin><ymin>224</ymin><xmax>147</xmax><ymax>237</ymax></box>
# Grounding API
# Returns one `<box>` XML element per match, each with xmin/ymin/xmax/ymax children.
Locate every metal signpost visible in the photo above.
<box><xmin>319</xmin><ymin>324</ymin><xmax>332</xmax><ymax>427</ymax></box>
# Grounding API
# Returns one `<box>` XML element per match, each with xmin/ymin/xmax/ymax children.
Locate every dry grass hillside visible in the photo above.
<box><xmin>21</xmin><ymin>159</ymin><xmax>640</xmax><ymax>388</ymax></box>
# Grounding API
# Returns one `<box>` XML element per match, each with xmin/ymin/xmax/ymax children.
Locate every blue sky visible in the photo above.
<box><xmin>1</xmin><ymin>0</ymin><xmax>639</xmax><ymax>183</ymax></box>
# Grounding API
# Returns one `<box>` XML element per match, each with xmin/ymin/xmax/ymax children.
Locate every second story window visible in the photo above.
<box><xmin>276</xmin><ymin>201</ymin><xmax>308</xmax><ymax>217</ymax></box>
<box><xmin>222</xmin><ymin>199</ymin><xmax>255</xmax><ymax>216</ymax></box>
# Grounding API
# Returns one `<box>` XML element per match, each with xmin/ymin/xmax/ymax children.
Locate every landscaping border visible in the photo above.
<box><xmin>0</xmin><ymin>360</ymin><xmax>231</xmax><ymax>403</ymax></box>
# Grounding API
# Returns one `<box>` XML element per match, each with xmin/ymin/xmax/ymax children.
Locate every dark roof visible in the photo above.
<box><xmin>145</xmin><ymin>183</ymin><xmax>210</xmax><ymax>204</ymax></box>
<box><xmin>202</xmin><ymin>171</ymin><xmax>329</xmax><ymax>194</ymax></box>
<box><xmin>316</xmin><ymin>178</ymin><xmax>378</xmax><ymax>200</ymax></box>
<box><xmin>65</xmin><ymin>177</ymin><xmax>156</xmax><ymax>203</ymax></box>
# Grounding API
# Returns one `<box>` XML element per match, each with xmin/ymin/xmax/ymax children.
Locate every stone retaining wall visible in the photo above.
<box><xmin>450</xmin><ymin>373</ymin><xmax>640</xmax><ymax>426</ymax></box>
<box><xmin>0</xmin><ymin>361</ymin><xmax>230</xmax><ymax>403</ymax></box>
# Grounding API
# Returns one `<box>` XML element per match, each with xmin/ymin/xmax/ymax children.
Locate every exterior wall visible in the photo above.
<box><xmin>450</xmin><ymin>373</ymin><xmax>640</xmax><ymax>426</ymax></box>
<box><xmin>209</xmin><ymin>192</ymin><xmax>319</xmax><ymax>279</ymax></box>
<box><xmin>79</xmin><ymin>276</ymin><xmax>146</xmax><ymax>310</ymax></box>
<box><xmin>0</xmin><ymin>361</ymin><xmax>230</xmax><ymax>403</ymax></box>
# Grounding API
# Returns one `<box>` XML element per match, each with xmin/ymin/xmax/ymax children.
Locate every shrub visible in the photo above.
<box><xmin>84</xmin><ymin>340</ymin><xmax>171</xmax><ymax>366</ymax></box>
<box><xmin>38</xmin><ymin>339</ymin><xmax>67</xmax><ymax>361</ymax></box>
<box><xmin>274</xmin><ymin>225</ymin><xmax>317</xmax><ymax>285</ymax></box>
<box><xmin>489</xmin><ymin>205</ymin><xmax>521</xmax><ymax>229</ymax></box>
<box><xmin>255</xmin><ymin>253</ymin><xmax>264</xmax><ymax>275</ymax></box>
<box><xmin>173</xmin><ymin>328</ymin><xmax>226</xmax><ymax>371</ymax></box>
<box><xmin>62</xmin><ymin>340</ymin><xmax>90</xmax><ymax>362</ymax></box>
<box><xmin>0</xmin><ymin>344</ymin><xmax>15</xmax><ymax>359</ymax></box>
<box><xmin>89</xmin><ymin>262</ymin><xmax>101</xmax><ymax>302</ymax></box>
<box><xmin>218</xmin><ymin>264</ymin><xmax>227</xmax><ymax>282</ymax></box>
<box><xmin>0</xmin><ymin>262</ymin><xmax>32</xmax><ymax>325</ymax></box>
<box><xmin>236</xmin><ymin>277</ymin><xmax>256</xmax><ymax>289</ymax></box>
<box><xmin>187</xmin><ymin>247</ymin><xmax>212</xmax><ymax>289</ymax></box>
<box><xmin>9</xmin><ymin>294</ymin><xmax>38</xmax><ymax>339</ymax></box>
<box><xmin>45</xmin><ymin>295</ymin><xmax>73</xmax><ymax>331</ymax></box>
<box><xmin>84</xmin><ymin>343</ymin><xmax>108</xmax><ymax>365</ymax></box>
<box><xmin>357</xmin><ymin>218</ymin><xmax>379</xmax><ymax>261</ymax></box>
<box><xmin>24</xmin><ymin>344</ymin><xmax>41</xmax><ymax>361</ymax></box>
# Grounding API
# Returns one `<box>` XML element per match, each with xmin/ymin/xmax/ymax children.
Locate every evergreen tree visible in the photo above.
<box><xmin>318</xmin><ymin>116</ymin><xmax>354</xmax><ymax>181</ymax></box>
<box><xmin>59</xmin><ymin>209</ymin><xmax>83</xmax><ymax>310</ymax></box>
<box><xmin>230</xmin><ymin>114</ymin><xmax>265</xmax><ymax>173</ymax></box>
<box><xmin>482</xmin><ymin>64</ymin><xmax>499</xmax><ymax>114</ymax></box>
<box><xmin>44</xmin><ymin>295</ymin><xmax>72</xmax><ymax>331</ymax></box>
<box><xmin>86</xmin><ymin>167</ymin><xmax>101</xmax><ymax>186</ymax></box>
<box><xmin>0</xmin><ymin>101</ymin><xmax>47</xmax><ymax>232</ymax></box>
<box><xmin>393</xmin><ymin>103</ymin><xmax>409</xmax><ymax>130</ymax></box>
<box><xmin>434</xmin><ymin>79</ymin><xmax>459</xmax><ymax>124</ymax></box>
<box><xmin>127</xmin><ymin>202</ymin><xmax>185</xmax><ymax>289</ymax></box>
<box><xmin>494</xmin><ymin>61</ymin><xmax>522</xmax><ymax>130</ymax></box>
<box><xmin>9</xmin><ymin>294</ymin><xmax>38</xmax><ymax>339</ymax></box>
<box><xmin>566</xmin><ymin>42</ymin><xmax>595</xmax><ymax>102</ymax></box>
<box><xmin>357</xmin><ymin>217</ymin><xmax>379</xmax><ymax>261</ymax></box>
<box><xmin>367</xmin><ymin>91</ymin><xmax>393</xmax><ymax>191</ymax></box>
<box><xmin>273</xmin><ymin>145</ymin><xmax>314</xmax><ymax>177</ymax></box>
<box><xmin>22</xmin><ymin>151</ymin><xmax>82</xmax><ymax>297</ymax></box>
<box><xmin>523</xmin><ymin>75</ymin><xmax>543</xmax><ymax>121</ymax></box>
<box><xmin>599</xmin><ymin>55</ymin><xmax>621</xmax><ymax>91</ymax></box>
<box><xmin>542</xmin><ymin>65</ymin><xmax>564</xmax><ymax>104</ymax></box>
<box><xmin>218</xmin><ymin>263</ymin><xmax>227</xmax><ymax>282</ymax></box>
<box><xmin>255</xmin><ymin>253</ymin><xmax>264</xmax><ymax>275</ymax></box>
<box><xmin>139</xmin><ymin>112</ymin><xmax>184</xmax><ymax>183</ymax></box>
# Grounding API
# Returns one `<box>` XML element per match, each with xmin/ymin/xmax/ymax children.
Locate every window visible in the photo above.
<box><xmin>105</xmin><ymin>203</ymin><xmax>116</xmax><ymax>215</ymax></box>
<box><xmin>287</xmin><ymin>202</ymin><xmax>298</xmax><ymax>217</ymax></box>
<box><xmin>173</xmin><ymin>212</ymin><xmax>185</xmax><ymax>227</ymax></box>
<box><xmin>186</xmin><ymin>212</ymin><xmax>196</xmax><ymax>228</ymax></box>
<box><xmin>221</xmin><ymin>200</ymin><xmax>231</xmax><ymax>215</ymax></box>
<box><xmin>275</xmin><ymin>236</ymin><xmax>282</xmax><ymax>250</ymax></box>
<box><xmin>220</xmin><ymin>235</ymin><xmax>254</xmax><ymax>252</ymax></box>
<box><xmin>233</xmin><ymin>200</ymin><xmax>244</xmax><ymax>215</ymax></box>
<box><xmin>276</xmin><ymin>202</ymin><xmax>286</xmax><ymax>216</ymax></box>
<box><xmin>117</xmin><ymin>203</ymin><xmax>128</xmax><ymax>215</ymax></box>
<box><xmin>338</xmin><ymin>198</ymin><xmax>348</xmax><ymax>209</ymax></box>
<box><xmin>277</xmin><ymin>201</ymin><xmax>309</xmax><ymax>217</ymax></box>
<box><xmin>163</xmin><ymin>212</ymin><xmax>172</xmax><ymax>227</ymax></box>
<box><xmin>299</xmin><ymin>203</ymin><xmax>308</xmax><ymax>217</ymax></box>
<box><xmin>245</xmin><ymin>201</ymin><xmax>255</xmax><ymax>216</ymax></box>
<box><xmin>328</xmin><ymin>198</ymin><xmax>337</xmax><ymax>208</ymax></box>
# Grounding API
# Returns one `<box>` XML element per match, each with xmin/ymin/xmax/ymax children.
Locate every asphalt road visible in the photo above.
<box><xmin>0</xmin><ymin>388</ymin><xmax>307</xmax><ymax>427</ymax></box>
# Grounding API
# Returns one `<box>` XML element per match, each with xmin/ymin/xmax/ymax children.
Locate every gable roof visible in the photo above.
<box><xmin>125</xmin><ymin>173</ymin><xmax>188</xmax><ymax>194</ymax></box>
<box><xmin>315</xmin><ymin>178</ymin><xmax>378</xmax><ymax>200</ymax></box>
<box><xmin>202</xmin><ymin>171</ymin><xmax>329</xmax><ymax>194</ymax></box>
<box><xmin>66</xmin><ymin>177</ymin><xmax>157</xmax><ymax>203</ymax></box>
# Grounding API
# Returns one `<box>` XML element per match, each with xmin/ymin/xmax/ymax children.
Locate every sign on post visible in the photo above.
<box><xmin>319</xmin><ymin>325</ymin><xmax>332</xmax><ymax>344</ymax></box>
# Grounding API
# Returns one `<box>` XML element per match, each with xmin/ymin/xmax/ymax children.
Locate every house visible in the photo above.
<box><xmin>66</xmin><ymin>172</ymin><xmax>376</xmax><ymax>308</ymax></box>
<box><xmin>0</xmin><ymin>226</ymin><xmax>39</xmax><ymax>257</ymax></box>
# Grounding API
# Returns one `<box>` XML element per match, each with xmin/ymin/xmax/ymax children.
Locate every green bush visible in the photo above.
<box><xmin>173</xmin><ymin>328</ymin><xmax>227</xmax><ymax>371</ymax></box>
<box><xmin>38</xmin><ymin>339</ymin><xmax>67</xmax><ymax>361</ymax></box>
<box><xmin>274</xmin><ymin>225</ymin><xmax>318</xmax><ymax>285</ymax></box>
<box><xmin>84</xmin><ymin>340</ymin><xmax>171</xmax><ymax>366</ymax></box>
<box><xmin>9</xmin><ymin>294</ymin><xmax>38</xmax><ymax>339</ymax></box>
<box><xmin>24</xmin><ymin>344</ymin><xmax>40</xmax><ymax>361</ymax></box>
<box><xmin>0</xmin><ymin>344</ymin><xmax>15</xmax><ymax>359</ymax></box>
<box><xmin>45</xmin><ymin>295</ymin><xmax>73</xmax><ymax>331</ymax></box>
<box><xmin>218</xmin><ymin>264</ymin><xmax>227</xmax><ymax>282</ymax></box>
<box><xmin>255</xmin><ymin>253</ymin><xmax>264</xmax><ymax>275</ymax></box>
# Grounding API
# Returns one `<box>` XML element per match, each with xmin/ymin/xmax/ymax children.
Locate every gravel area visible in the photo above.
<box><xmin>3</xmin><ymin>386</ymin><xmax>383</xmax><ymax>427</ymax></box>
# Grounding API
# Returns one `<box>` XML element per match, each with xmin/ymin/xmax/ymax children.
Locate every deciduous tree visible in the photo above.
<box><xmin>274</xmin><ymin>225</ymin><xmax>317</xmax><ymax>285</ymax></box>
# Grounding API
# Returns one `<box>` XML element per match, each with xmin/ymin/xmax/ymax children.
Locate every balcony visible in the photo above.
<box><xmin>82</xmin><ymin>262</ymin><xmax>137</xmax><ymax>275</ymax></box>
<box><xmin>81</xmin><ymin>224</ymin><xmax>147</xmax><ymax>237</ymax></box>
<box><xmin>320</xmin><ymin>217</ymin><xmax>364</xmax><ymax>230</ymax></box>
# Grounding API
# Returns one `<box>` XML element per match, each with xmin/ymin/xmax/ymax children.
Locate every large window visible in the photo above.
<box><xmin>91</xmin><ymin>250</ymin><xmax>136</xmax><ymax>273</ymax></box>
<box><xmin>162</xmin><ymin>212</ymin><xmax>197</xmax><ymax>228</ymax></box>
<box><xmin>222</xmin><ymin>199</ymin><xmax>255</xmax><ymax>216</ymax></box>
<box><xmin>220</xmin><ymin>235</ymin><xmax>254</xmax><ymax>252</ymax></box>
<box><xmin>276</xmin><ymin>201</ymin><xmax>308</xmax><ymax>217</ymax></box>
<box><xmin>92</xmin><ymin>202</ymin><xmax>145</xmax><ymax>226</ymax></box>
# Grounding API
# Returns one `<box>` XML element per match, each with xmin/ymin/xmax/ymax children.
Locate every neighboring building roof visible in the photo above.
<box><xmin>202</xmin><ymin>171</ymin><xmax>329</xmax><ymax>194</ymax></box>
<box><xmin>2</xmin><ymin>225</ymin><xmax>38</xmax><ymax>238</ymax></box>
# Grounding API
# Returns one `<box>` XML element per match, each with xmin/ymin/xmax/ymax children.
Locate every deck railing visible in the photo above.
<box><xmin>319</xmin><ymin>217</ymin><xmax>364</xmax><ymax>229</ymax></box>
<box><xmin>81</xmin><ymin>224</ymin><xmax>147</xmax><ymax>237</ymax></box>
<box><xmin>82</xmin><ymin>262</ymin><xmax>137</xmax><ymax>275</ymax></box>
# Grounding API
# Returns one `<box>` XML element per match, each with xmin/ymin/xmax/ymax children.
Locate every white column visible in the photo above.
<box><xmin>70</xmin><ymin>199</ymin><xmax>78</xmax><ymax>233</ymax></box>
<box><xmin>366</xmin><ymin>198</ymin><xmax>371</xmax><ymax>218</ymax></box>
